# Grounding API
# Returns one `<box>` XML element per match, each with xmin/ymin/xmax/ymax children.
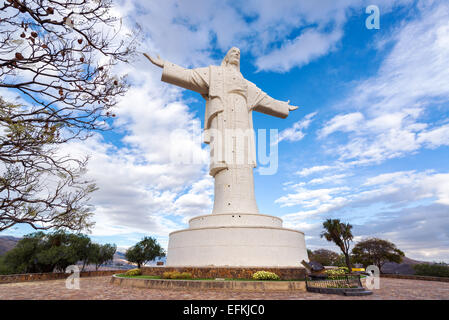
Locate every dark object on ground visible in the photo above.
<box><xmin>301</xmin><ymin>260</ymin><xmax>326</xmax><ymax>280</ymax></box>
<box><xmin>309</xmin><ymin>261</ymin><xmax>325</xmax><ymax>272</ymax></box>
<box><xmin>301</xmin><ymin>260</ymin><xmax>324</xmax><ymax>272</ymax></box>
<box><xmin>305</xmin><ymin>274</ymin><xmax>373</xmax><ymax>296</ymax></box>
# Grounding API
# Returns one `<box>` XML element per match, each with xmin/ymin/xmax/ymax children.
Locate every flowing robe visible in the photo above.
<box><xmin>161</xmin><ymin>61</ymin><xmax>290</xmax><ymax>214</ymax></box>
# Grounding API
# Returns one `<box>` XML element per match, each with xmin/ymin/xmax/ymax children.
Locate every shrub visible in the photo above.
<box><xmin>324</xmin><ymin>267</ymin><xmax>348</xmax><ymax>279</ymax></box>
<box><xmin>252</xmin><ymin>271</ymin><xmax>280</xmax><ymax>281</ymax></box>
<box><xmin>178</xmin><ymin>272</ymin><xmax>192</xmax><ymax>279</ymax></box>
<box><xmin>413</xmin><ymin>263</ymin><xmax>449</xmax><ymax>278</ymax></box>
<box><xmin>162</xmin><ymin>271</ymin><xmax>179</xmax><ymax>279</ymax></box>
<box><xmin>162</xmin><ymin>271</ymin><xmax>192</xmax><ymax>279</ymax></box>
<box><xmin>338</xmin><ymin>266</ymin><xmax>349</xmax><ymax>273</ymax></box>
<box><xmin>124</xmin><ymin>268</ymin><xmax>142</xmax><ymax>276</ymax></box>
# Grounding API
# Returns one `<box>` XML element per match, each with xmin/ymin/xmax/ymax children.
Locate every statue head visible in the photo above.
<box><xmin>222</xmin><ymin>47</ymin><xmax>240</xmax><ymax>71</ymax></box>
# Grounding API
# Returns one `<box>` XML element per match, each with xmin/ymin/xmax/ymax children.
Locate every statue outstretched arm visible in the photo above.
<box><xmin>247</xmin><ymin>81</ymin><xmax>299</xmax><ymax>118</ymax></box>
<box><xmin>143</xmin><ymin>53</ymin><xmax>209</xmax><ymax>94</ymax></box>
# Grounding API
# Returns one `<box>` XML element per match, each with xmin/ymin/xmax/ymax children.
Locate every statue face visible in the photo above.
<box><xmin>227</xmin><ymin>48</ymin><xmax>240</xmax><ymax>66</ymax></box>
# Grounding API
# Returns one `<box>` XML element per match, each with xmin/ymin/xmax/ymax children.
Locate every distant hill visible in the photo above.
<box><xmin>114</xmin><ymin>251</ymin><xmax>126</xmax><ymax>259</ymax></box>
<box><xmin>0</xmin><ymin>236</ymin><xmax>21</xmax><ymax>256</ymax></box>
<box><xmin>381</xmin><ymin>256</ymin><xmax>424</xmax><ymax>275</ymax></box>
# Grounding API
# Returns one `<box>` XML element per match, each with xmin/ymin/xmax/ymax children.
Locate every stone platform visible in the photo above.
<box><xmin>166</xmin><ymin>213</ymin><xmax>308</xmax><ymax>267</ymax></box>
<box><xmin>3</xmin><ymin>276</ymin><xmax>449</xmax><ymax>299</ymax></box>
<box><xmin>141</xmin><ymin>266</ymin><xmax>306</xmax><ymax>280</ymax></box>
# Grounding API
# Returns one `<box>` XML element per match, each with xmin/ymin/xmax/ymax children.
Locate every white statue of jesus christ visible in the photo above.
<box><xmin>144</xmin><ymin>47</ymin><xmax>299</xmax><ymax>215</ymax></box>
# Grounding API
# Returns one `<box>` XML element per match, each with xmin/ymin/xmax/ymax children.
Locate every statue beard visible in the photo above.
<box><xmin>227</xmin><ymin>59</ymin><xmax>240</xmax><ymax>71</ymax></box>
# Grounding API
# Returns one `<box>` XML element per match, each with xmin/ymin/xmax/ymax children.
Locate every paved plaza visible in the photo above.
<box><xmin>0</xmin><ymin>276</ymin><xmax>448</xmax><ymax>300</ymax></box>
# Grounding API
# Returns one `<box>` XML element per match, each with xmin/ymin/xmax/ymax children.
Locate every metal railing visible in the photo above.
<box><xmin>306</xmin><ymin>274</ymin><xmax>362</xmax><ymax>290</ymax></box>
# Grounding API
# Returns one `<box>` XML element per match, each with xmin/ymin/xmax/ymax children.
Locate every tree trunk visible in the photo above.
<box><xmin>344</xmin><ymin>253</ymin><xmax>352</xmax><ymax>273</ymax></box>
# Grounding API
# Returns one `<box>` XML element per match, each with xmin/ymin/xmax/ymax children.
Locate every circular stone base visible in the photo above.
<box><xmin>166</xmin><ymin>213</ymin><xmax>308</xmax><ymax>267</ymax></box>
<box><xmin>110</xmin><ymin>275</ymin><xmax>306</xmax><ymax>292</ymax></box>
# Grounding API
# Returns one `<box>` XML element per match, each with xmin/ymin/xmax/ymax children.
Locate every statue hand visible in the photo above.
<box><xmin>285</xmin><ymin>100</ymin><xmax>299</xmax><ymax>111</ymax></box>
<box><xmin>143</xmin><ymin>53</ymin><xmax>164</xmax><ymax>68</ymax></box>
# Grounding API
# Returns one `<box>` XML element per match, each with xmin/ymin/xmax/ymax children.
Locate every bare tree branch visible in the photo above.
<box><xmin>0</xmin><ymin>0</ymin><xmax>139</xmax><ymax>232</ymax></box>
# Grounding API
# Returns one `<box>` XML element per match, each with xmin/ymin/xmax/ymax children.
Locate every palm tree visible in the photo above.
<box><xmin>321</xmin><ymin>219</ymin><xmax>354</xmax><ymax>272</ymax></box>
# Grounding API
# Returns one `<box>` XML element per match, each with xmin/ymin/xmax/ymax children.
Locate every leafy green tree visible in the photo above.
<box><xmin>309</xmin><ymin>249</ymin><xmax>341</xmax><ymax>266</ymax></box>
<box><xmin>68</xmin><ymin>233</ymin><xmax>92</xmax><ymax>272</ymax></box>
<box><xmin>321</xmin><ymin>219</ymin><xmax>354</xmax><ymax>272</ymax></box>
<box><xmin>30</xmin><ymin>231</ymin><xmax>78</xmax><ymax>272</ymax></box>
<box><xmin>90</xmin><ymin>243</ymin><xmax>116</xmax><ymax>271</ymax></box>
<box><xmin>2</xmin><ymin>232</ymin><xmax>47</xmax><ymax>273</ymax></box>
<box><xmin>125</xmin><ymin>245</ymin><xmax>144</xmax><ymax>269</ymax></box>
<box><xmin>125</xmin><ymin>237</ymin><xmax>165</xmax><ymax>268</ymax></box>
<box><xmin>334</xmin><ymin>254</ymin><xmax>350</xmax><ymax>267</ymax></box>
<box><xmin>0</xmin><ymin>231</ymin><xmax>116</xmax><ymax>274</ymax></box>
<box><xmin>0</xmin><ymin>255</ymin><xmax>13</xmax><ymax>275</ymax></box>
<box><xmin>413</xmin><ymin>263</ymin><xmax>449</xmax><ymax>278</ymax></box>
<box><xmin>352</xmin><ymin>238</ymin><xmax>405</xmax><ymax>273</ymax></box>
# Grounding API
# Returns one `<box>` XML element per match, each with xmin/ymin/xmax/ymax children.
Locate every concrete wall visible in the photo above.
<box><xmin>111</xmin><ymin>275</ymin><xmax>306</xmax><ymax>292</ymax></box>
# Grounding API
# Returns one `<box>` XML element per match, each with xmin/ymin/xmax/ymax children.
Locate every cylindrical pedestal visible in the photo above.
<box><xmin>166</xmin><ymin>213</ymin><xmax>308</xmax><ymax>267</ymax></box>
<box><xmin>212</xmin><ymin>166</ymin><xmax>259</xmax><ymax>214</ymax></box>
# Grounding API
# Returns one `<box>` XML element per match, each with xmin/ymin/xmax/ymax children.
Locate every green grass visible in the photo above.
<box><xmin>115</xmin><ymin>274</ymin><xmax>305</xmax><ymax>281</ymax></box>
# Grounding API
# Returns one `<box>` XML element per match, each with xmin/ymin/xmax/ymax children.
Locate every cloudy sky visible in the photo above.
<box><xmin>4</xmin><ymin>0</ymin><xmax>449</xmax><ymax>262</ymax></box>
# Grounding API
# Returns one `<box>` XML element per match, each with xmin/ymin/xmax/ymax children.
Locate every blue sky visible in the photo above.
<box><xmin>2</xmin><ymin>0</ymin><xmax>449</xmax><ymax>262</ymax></box>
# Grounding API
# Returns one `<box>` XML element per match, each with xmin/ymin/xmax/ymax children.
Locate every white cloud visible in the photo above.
<box><xmin>319</xmin><ymin>112</ymin><xmax>364</xmax><ymax>138</ymax></box>
<box><xmin>277</xmin><ymin>112</ymin><xmax>317</xmax><ymax>143</ymax></box>
<box><xmin>281</xmin><ymin>170</ymin><xmax>449</xmax><ymax>219</ymax></box>
<box><xmin>57</xmin><ymin>132</ymin><xmax>211</xmax><ymax>237</ymax></box>
<box><xmin>276</xmin><ymin>185</ymin><xmax>350</xmax><ymax>209</ymax></box>
<box><xmin>417</xmin><ymin>123</ymin><xmax>449</xmax><ymax>149</ymax></box>
<box><xmin>255</xmin><ymin>28</ymin><xmax>343</xmax><ymax>72</ymax></box>
<box><xmin>296</xmin><ymin>165</ymin><xmax>334</xmax><ymax>176</ymax></box>
<box><xmin>354</xmin><ymin>204</ymin><xmax>449</xmax><ymax>262</ymax></box>
<box><xmin>319</xmin><ymin>2</ymin><xmax>449</xmax><ymax>165</ymax></box>
<box><xmin>363</xmin><ymin>170</ymin><xmax>415</xmax><ymax>186</ymax></box>
<box><xmin>118</xmin><ymin>0</ymin><xmax>414</xmax><ymax>73</ymax></box>
<box><xmin>173</xmin><ymin>176</ymin><xmax>214</xmax><ymax>222</ymax></box>
<box><xmin>308</xmin><ymin>174</ymin><xmax>347</xmax><ymax>185</ymax></box>
<box><xmin>280</xmin><ymin>169</ymin><xmax>449</xmax><ymax>261</ymax></box>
